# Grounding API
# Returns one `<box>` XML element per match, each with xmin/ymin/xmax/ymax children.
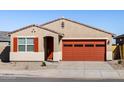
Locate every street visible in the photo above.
<box><xmin>0</xmin><ymin>76</ymin><xmax>124</xmax><ymax>82</ymax></box>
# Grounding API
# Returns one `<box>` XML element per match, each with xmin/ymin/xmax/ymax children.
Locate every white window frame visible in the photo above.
<box><xmin>18</xmin><ymin>37</ymin><xmax>34</xmax><ymax>52</ymax></box>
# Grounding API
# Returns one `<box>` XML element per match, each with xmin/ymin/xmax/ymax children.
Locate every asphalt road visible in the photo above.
<box><xmin>0</xmin><ymin>76</ymin><xmax>124</xmax><ymax>82</ymax></box>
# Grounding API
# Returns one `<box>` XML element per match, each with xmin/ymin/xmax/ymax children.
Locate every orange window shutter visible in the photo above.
<box><xmin>13</xmin><ymin>37</ymin><xmax>17</xmax><ymax>52</ymax></box>
<box><xmin>34</xmin><ymin>37</ymin><xmax>38</xmax><ymax>52</ymax></box>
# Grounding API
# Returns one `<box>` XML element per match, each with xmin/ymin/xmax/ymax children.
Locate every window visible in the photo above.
<box><xmin>18</xmin><ymin>38</ymin><xmax>25</xmax><ymax>51</ymax></box>
<box><xmin>18</xmin><ymin>38</ymin><xmax>34</xmax><ymax>52</ymax></box>
<box><xmin>96</xmin><ymin>44</ymin><xmax>105</xmax><ymax>47</ymax></box>
<box><xmin>74</xmin><ymin>44</ymin><xmax>83</xmax><ymax>47</ymax></box>
<box><xmin>27</xmin><ymin>38</ymin><xmax>34</xmax><ymax>51</ymax></box>
<box><xmin>85</xmin><ymin>44</ymin><xmax>94</xmax><ymax>47</ymax></box>
<box><xmin>64</xmin><ymin>44</ymin><xmax>72</xmax><ymax>47</ymax></box>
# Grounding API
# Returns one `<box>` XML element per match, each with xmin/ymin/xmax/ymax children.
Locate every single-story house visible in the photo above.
<box><xmin>114</xmin><ymin>34</ymin><xmax>124</xmax><ymax>60</ymax></box>
<box><xmin>0</xmin><ymin>31</ymin><xmax>10</xmax><ymax>62</ymax></box>
<box><xmin>9</xmin><ymin>18</ymin><xmax>115</xmax><ymax>62</ymax></box>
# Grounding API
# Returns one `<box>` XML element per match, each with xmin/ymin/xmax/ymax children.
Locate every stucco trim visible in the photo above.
<box><xmin>106</xmin><ymin>51</ymin><xmax>112</xmax><ymax>61</ymax></box>
<box><xmin>53</xmin><ymin>51</ymin><xmax>62</xmax><ymax>61</ymax></box>
<box><xmin>16</xmin><ymin>36</ymin><xmax>37</xmax><ymax>38</ymax></box>
<box><xmin>62</xmin><ymin>38</ymin><xmax>109</xmax><ymax>40</ymax></box>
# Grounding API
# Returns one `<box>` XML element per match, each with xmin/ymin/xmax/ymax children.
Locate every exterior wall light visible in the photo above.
<box><xmin>107</xmin><ymin>40</ymin><xmax>110</xmax><ymax>45</ymax></box>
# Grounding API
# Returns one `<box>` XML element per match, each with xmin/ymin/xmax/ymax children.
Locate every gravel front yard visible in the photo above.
<box><xmin>0</xmin><ymin>61</ymin><xmax>58</xmax><ymax>70</ymax></box>
<box><xmin>108</xmin><ymin>60</ymin><xmax>124</xmax><ymax>70</ymax></box>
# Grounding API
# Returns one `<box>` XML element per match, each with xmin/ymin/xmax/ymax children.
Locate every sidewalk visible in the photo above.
<box><xmin>0</xmin><ymin>69</ymin><xmax>124</xmax><ymax>80</ymax></box>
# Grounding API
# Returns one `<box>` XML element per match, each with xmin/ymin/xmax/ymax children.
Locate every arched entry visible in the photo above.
<box><xmin>44</xmin><ymin>36</ymin><xmax>54</xmax><ymax>61</ymax></box>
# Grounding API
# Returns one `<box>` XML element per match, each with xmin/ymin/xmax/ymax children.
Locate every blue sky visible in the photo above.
<box><xmin>0</xmin><ymin>10</ymin><xmax>123</xmax><ymax>35</ymax></box>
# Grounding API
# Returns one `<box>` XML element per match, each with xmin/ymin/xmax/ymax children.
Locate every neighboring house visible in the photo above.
<box><xmin>9</xmin><ymin>18</ymin><xmax>115</xmax><ymax>62</ymax></box>
<box><xmin>114</xmin><ymin>34</ymin><xmax>124</xmax><ymax>60</ymax></box>
<box><xmin>0</xmin><ymin>31</ymin><xmax>10</xmax><ymax>62</ymax></box>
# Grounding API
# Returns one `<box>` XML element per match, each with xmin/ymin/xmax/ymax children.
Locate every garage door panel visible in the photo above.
<box><xmin>62</xmin><ymin>40</ymin><xmax>106</xmax><ymax>61</ymax></box>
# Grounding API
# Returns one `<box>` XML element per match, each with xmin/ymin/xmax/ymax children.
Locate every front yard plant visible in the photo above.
<box><xmin>41</xmin><ymin>61</ymin><xmax>46</xmax><ymax>67</ymax></box>
<box><xmin>118</xmin><ymin>60</ymin><xmax>122</xmax><ymax>64</ymax></box>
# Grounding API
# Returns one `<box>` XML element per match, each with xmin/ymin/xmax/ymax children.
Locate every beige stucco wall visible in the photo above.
<box><xmin>42</xmin><ymin>19</ymin><xmax>113</xmax><ymax>60</ymax></box>
<box><xmin>10</xmin><ymin>26</ymin><xmax>59</xmax><ymax>52</ymax></box>
<box><xmin>10</xmin><ymin>26</ymin><xmax>60</xmax><ymax>61</ymax></box>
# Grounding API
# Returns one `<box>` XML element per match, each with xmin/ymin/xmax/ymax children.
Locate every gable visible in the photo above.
<box><xmin>41</xmin><ymin>18</ymin><xmax>115</xmax><ymax>38</ymax></box>
<box><xmin>9</xmin><ymin>24</ymin><xmax>64</xmax><ymax>36</ymax></box>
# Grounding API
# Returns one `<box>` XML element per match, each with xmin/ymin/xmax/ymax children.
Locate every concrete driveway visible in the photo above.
<box><xmin>58</xmin><ymin>61</ymin><xmax>114</xmax><ymax>70</ymax></box>
<box><xmin>41</xmin><ymin>61</ymin><xmax>123</xmax><ymax>79</ymax></box>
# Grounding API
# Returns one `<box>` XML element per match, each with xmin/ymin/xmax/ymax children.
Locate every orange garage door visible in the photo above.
<box><xmin>62</xmin><ymin>40</ymin><xmax>106</xmax><ymax>61</ymax></box>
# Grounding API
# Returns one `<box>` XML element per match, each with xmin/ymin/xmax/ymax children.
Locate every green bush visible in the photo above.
<box><xmin>118</xmin><ymin>60</ymin><xmax>122</xmax><ymax>64</ymax></box>
<box><xmin>41</xmin><ymin>61</ymin><xmax>46</xmax><ymax>67</ymax></box>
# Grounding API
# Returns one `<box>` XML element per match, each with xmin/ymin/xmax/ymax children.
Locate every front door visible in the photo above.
<box><xmin>46</xmin><ymin>37</ymin><xmax>53</xmax><ymax>61</ymax></box>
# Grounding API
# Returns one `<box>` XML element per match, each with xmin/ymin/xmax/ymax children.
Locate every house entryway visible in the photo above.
<box><xmin>44</xmin><ymin>36</ymin><xmax>54</xmax><ymax>61</ymax></box>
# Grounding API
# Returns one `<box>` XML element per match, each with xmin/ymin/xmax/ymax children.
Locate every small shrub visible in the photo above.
<box><xmin>118</xmin><ymin>60</ymin><xmax>122</xmax><ymax>64</ymax></box>
<box><xmin>41</xmin><ymin>61</ymin><xmax>46</xmax><ymax>67</ymax></box>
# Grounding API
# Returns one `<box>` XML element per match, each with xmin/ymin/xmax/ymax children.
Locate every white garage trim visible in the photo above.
<box><xmin>53</xmin><ymin>51</ymin><xmax>62</xmax><ymax>61</ymax></box>
<box><xmin>106</xmin><ymin>51</ymin><xmax>112</xmax><ymax>60</ymax></box>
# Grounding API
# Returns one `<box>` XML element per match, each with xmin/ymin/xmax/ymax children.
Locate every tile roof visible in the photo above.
<box><xmin>0</xmin><ymin>31</ymin><xmax>10</xmax><ymax>42</ymax></box>
<box><xmin>114</xmin><ymin>34</ymin><xmax>124</xmax><ymax>39</ymax></box>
